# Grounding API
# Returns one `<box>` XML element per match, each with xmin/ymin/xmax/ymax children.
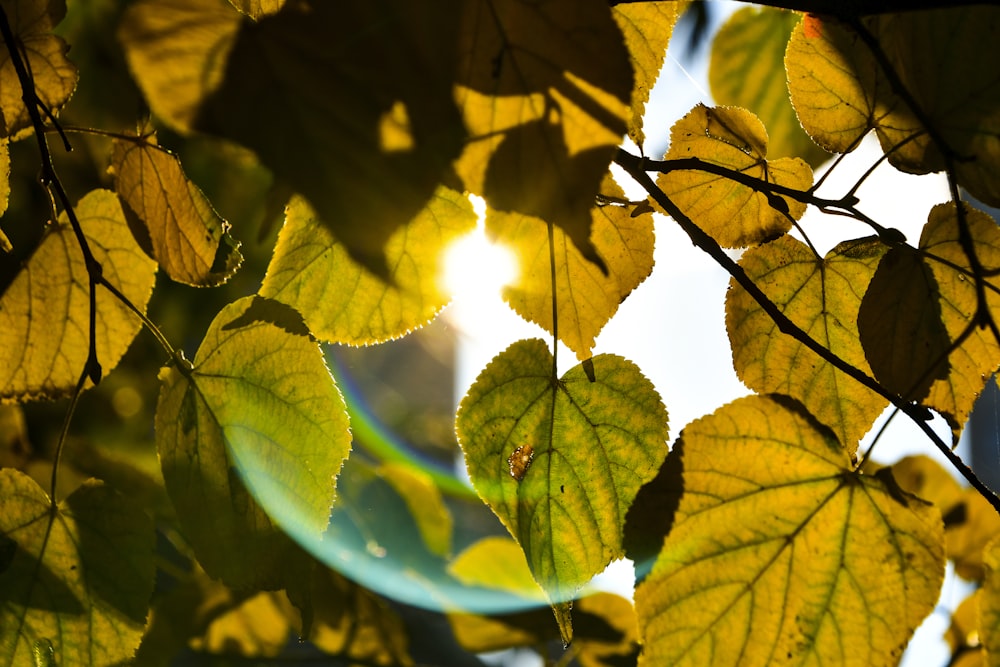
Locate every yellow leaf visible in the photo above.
<box><xmin>786</xmin><ymin>16</ymin><xmax>885</xmax><ymax>154</ymax></box>
<box><xmin>919</xmin><ymin>202</ymin><xmax>1000</xmax><ymax>440</ymax></box>
<box><xmin>0</xmin><ymin>189</ymin><xmax>157</xmax><ymax>401</ymax></box>
<box><xmin>457</xmin><ymin>338</ymin><xmax>668</xmax><ymax>639</ymax></box>
<box><xmin>889</xmin><ymin>455</ymin><xmax>965</xmax><ymax>515</ymax></box>
<box><xmin>489</xmin><ymin>174</ymin><xmax>655</xmax><ymax>360</ymax></box>
<box><xmin>448</xmin><ymin>536</ymin><xmax>545</xmax><ymax>601</ymax></box>
<box><xmin>455</xmin><ymin>0</ymin><xmax>633</xmax><ymax>271</ymax></box>
<box><xmin>657</xmin><ymin>104</ymin><xmax>812</xmax><ymax>248</ymax></box>
<box><xmin>711</xmin><ymin>7</ymin><xmax>829</xmax><ymax>166</ymax></box>
<box><xmin>612</xmin><ymin>1</ymin><xmax>678</xmax><ymax>148</ymax></box>
<box><xmin>260</xmin><ymin>189</ymin><xmax>475</xmax><ymax>345</ymax></box>
<box><xmin>636</xmin><ymin>394</ymin><xmax>945</xmax><ymax>667</ymax></box>
<box><xmin>945</xmin><ymin>590</ymin><xmax>983</xmax><ymax>664</ymax></box>
<box><xmin>984</xmin><ymin>540</ymin><xmax>1000</xmax><ymax>665</ymax></box>
<box><xmin>378</xmin><ymin>462</ymin><xmax>452</xmax><ymax>559</ymax></box>
<box><xmin>0</xmin><ymin>138</ymin><xmax>9</xmax><ymax>225</ymax></box>
<box><xmin>228</xmin><ymin>0</ymin><xmax>284</xmax><ymax>20</ymax></box>
<box><xmin>726</xmin><ymin>235</ymin><xmax>889</xmax><ymax>452</ymax></box>
<box><xmin>946</xmin><ymin>488</ymin><xmax>1000</xmax><ymax>582</ymax></box>
<box><xmin>0</xmin><ymin>0</ymin><xmax>77</xmax><ymax>139</ymax></box>
<box><xmin>869</xmin><ymin>8</ymin><xmax>1000</xmax><ymax>207</ymax></box>
<box><xmin>193</xmin><ymin>591</ymin><xmax>294</xmax><ymax>657</ymax></box>
<box><xmin>112</xmin><ymin>132</ymin><xmax>242</xmax><ymax>287</ymax></box>
<box><xmin>118</xmin><ymin>0</ymin><xmax>241</xmax><ymax>134</ymax></box>
<box><xmin>0</xmin><ymin>469</ymin><xmax>155</xmax><ymax>665</ymax></box>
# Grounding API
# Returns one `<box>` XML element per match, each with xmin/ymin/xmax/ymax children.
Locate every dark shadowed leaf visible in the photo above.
<box><xmin>0</xmin><ymin>469</ymin><xmax>155</xmax><ymax>665</ymax></box>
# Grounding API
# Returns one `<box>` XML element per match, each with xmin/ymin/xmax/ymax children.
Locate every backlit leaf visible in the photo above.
<box><xmin>448</xmin><ymin>536</ymin><xmax>545</xmax><ymax>601</ymax></box>
<box><xmin>118</xmin><ymin>0</ymin><xmax>240</xmax><ymax>133</ymax></box>
<box><xmin>0</xmin><ymin>189</ymin><xmax>157</xmax><ymax>401</ymax></box>
<box><xmin>858</xmin><ymin>244</ymin><xmax>950</xmax><ymax>401</ymax></box>
<box><xmin>228</xmin><ymin>0</ymin><xmax>283</xmax><ymax>20</ymax></box>
<box><xmin>194</xmin><ymin>0</ymin><xmax>465</xmax><ymax>276</ymax></box>
<box><xmin>111</xmin><ymin>132</ymin><xmax>242</xmax><ymax>287</ymax></box>
<box><xmin>612</xmin><ymin>2</ymin><xmax>678</xmax><ymax>148</ymax></box>
<box><xmin>155</xmin><ymin>295</ymin><xmax>351</xmax><ymax>590</ymax></box>
<box><xmin>726</xmin><ymin>235</ymin><xmax>889</xmax><ymax>452</ymax></box>
<box><xmin>379</xmin><ymin>462</ymin><xmax>452</xmax><ymax>559</ymax></box>
<box><xmin>455</xmin><ymin>0</ymin><xmax>634</xmax><ymax>272</ymax></box>
<box><xmin>868</xmin><ymin>8</ymin><xmax>1000</xmax><ymax>207</ymax></box>
<box><xmin>260</xmin><ymin>189</ymin><xmax>475</xmax><ymax>345</ymax></box>
<box><xmin>888</xmin><ymin>455</ymin><xmax>964</xmax><ymax>515</ymax></box>
<box><xmin>193</xmin><ymin>591</ymin><xmax>293</xmax><ymax>657</ymax></box>
<box><xmin>710</xmin><ymin>7</ymin><xmax>829</xmax><ymax>166</ymax></box>
<box><xmin>488</xmin><ymin>174</ymin><xmax>655</xmax><ymax>360</ymax></box>
<box><xmin>0</xmin><ymin>0</ymin><xmax>77</xmax><ymax>139</ymax></box>
<box><xmin>945</xmin><ymin>488</ymin><xmax>1000</xmax><ymax>582</ymax></box>
<box><xmin>287</xmin><ymin>559</ymin><xmax>414</xmax><ymax>666</ymax></box>
<box><xmin>457</xmin><ymin>338</ymin><xmax>668</xmax><ymax>638</ymax></box>
<box><xmin>657</xmin><ymin>104</ymin><xmax>812</xmax><ymax>248</ymax></box>
<box><xmin>918</xmin><ymin>203</ymin><xmax>1000</xmax><ymax>440</ymax></box>
<box><xmin>786</xmin><ymin>16</ymin><xmax>884</xmax><ymax>154</ymax></box>
<box><xmin>0</xmin><ymin>138</ymin><xmax>9</xmax><ymax>226</ymax></box>
<box><xmin>636</xmin><ymin>394</ymin><xmax>945</xmax><ymax>667</ymax></box>
<box><xmin>945</xmin><ymin>591</ymin><xmax>983</xmax><ymax>666</ymax></box>
<box><xmin>0</xmin><ymin>468</ymin><xmax>155</xmax><ymax>665</ymax></box>
<box><xmin>984</xmin><ymin>540</ymin><xmax>1000</xmax><ymax>665</ymax></box>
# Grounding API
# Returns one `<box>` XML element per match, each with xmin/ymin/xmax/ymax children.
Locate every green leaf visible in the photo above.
<box><xmin>118</xmin><ymin>0</ymin><xmax>241</xmax><ymax>133</ymax></box>
<box><xmin>657</xmin><ymin>104</ymin><xmax>812</xmax><ymax>248</ymax></box>
<box><xmin>635</xmin><ymin>394</ymin><xmax>945</xmax><ymax>667</ymax></box>
<box><xmin>455</xmin><ymin>0</ymin><xmax>634</xmax><ymax>272</ymax></box>
<box><xmin>456</xmin><ymin>338</ymin><xmax>668</xmax><ymax>638</ymax></box>
<box><xmin>726</xmin><ymin>235</ymin><xmax>889</xmax><ymax>453</ymax></box>
<box><xmin>0</xmin><ymin>189</ymin><xmax>157</xmax><ymax>401</ymax></box>
<box><xmin>155</xmin><ymin>295</ymin><xmax>351</xmax><ymax>590</ymax></box>
<box><xmin>488</xmin><ymin>174</ymin><xmax>655</xmax><ymax>360</ymax></box>
<box><xmin>613</xmin><ymin>2</ymin><xmax>678</xmax><ymax>149</ymax></box>
<box><xmin>260</xmin><ymin>189</ymin><xmax>475</xmax><ymax>345</ymax></box>
<box><xmin>0</xmin><ymin>468</ymin><xmax>155</xmax><ymax>666</ymax></box>
<box><xmin>710</xmin><ymin>7</ymin><xmax>829</xmax><ymax>167</ymax></box>
<box><xmin>858</xmin><ymin>245</ymin><xmax>950</xmax><ymax>401</ymax></box>
<box><xmin>111</xmin><ymin>130</ymin><xmax>242</xmax><ymax>287</ymax></box>
<box><xmin>918</xmin><ymin>202</ymin><xmax>1000</xmax><ymax>440</ymax></box>
<box><xmin>0</xmin><ymin>0</ymin><xmax>78</xmax><ymax>139</ymax></box>
<box><xmin>193</xmin><ymin>0</ymin><xmax>465</xmax><ymax>276</ymax></box>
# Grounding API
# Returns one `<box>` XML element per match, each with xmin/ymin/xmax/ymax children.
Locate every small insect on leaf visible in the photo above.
<box><xmin>507</xmin><ymin>444</ymin><xmax>535</xmax><ymax>481</ymax></box>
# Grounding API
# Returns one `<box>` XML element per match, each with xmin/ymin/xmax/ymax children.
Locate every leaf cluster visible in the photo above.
<box><xmin>1</xmin><ymin>1</ymin><xmax>999</xmax><ymax>666</ymax></box>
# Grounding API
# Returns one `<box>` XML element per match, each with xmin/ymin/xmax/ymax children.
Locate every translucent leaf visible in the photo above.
<box><xmin>786</xmin><ymin>16</ymin><xmax>884</xmax><ymax>154</ymax></box>
<box><xmin>984</xmin><ymin>541</ymin><xmax>1000</xmax><ymax>665</ymax></box>
<box><xmin>787</xmin><ymin>9</ymin><xmax>1000</xmax><ymax>206</ymax></box>
<box><xmin>448</xmin><ymin>536</ymin><xmax>545</xmax><ymax>601</ymax></box>
<box><xmin>0</xmin><ymin>0</ymin><xmax>78</xmax><ymax>139</ymax></box>
<box><xmin>858</xmin><ymin>245</ymin><xmax>950</xmax><ymax>401</ymax></box>
<box><xmin>0</xmin><ymin>138</ymin><xmax>9</xmax><ymax>224</ymax></box>
<box><xmin>456</xmin><ymin>338</ymin><xmax>668</xmax><ymax>638</ymax></box>
<box><xmin>944</xmin><ymin>590</ymin><xmax>983</xmax><ymax>665</ymax></box>
<box><xmin>449</xmin><ymin>588</ymin><xmax>638</xmax><ymax>664</ymax></box>
<box><xmin>193</xmin><ymin>591</ymin><xmax>293</xmax><ymax>657</ymax></box>
<box><xmin>488</xmin><ymin>174</ymin><xmax>655</xmax><ymax>360</ymax></box>
<box><xmin>612</xmin><ymin>1</ymin><xmax>678</xmax><ymax>148</ymax></box>
<box><xmin>918</xmin><ymin>203</ymin><xmax>1000</xmax><ymax>440</ymax></box>
<box><xmin>118</xmin><ymin>0</ymin><xmax>240</xmax><ymax>133</ymax></box>
<box><xmin>287</xmin><ymin>560</ymin><xmax>413</xmax><ymax>666</ymax></box>
<box><xmin>889</xmin><ymin>455</ymin><xmax>964</xmax><ymax>515</ymax></box>
<box><xmin>869</xmin><ymin>8</ymin><xmax>1000</xmax><ymax>206</ymax></box>
<box><xmin>636</xmin><ymin>394</ymin><xmax>945</xmax><ymax>667</ymax></box>
<box><xmin>657</xmin><ymin>104</ymin><xmax>812</xmax><ymax>248</ymax></box>
<box><xmin>946</xmin><ymin>488</ymin><xmax>1000</xmax><ymax>582</ymax></box>
<box><xmin>111</xmin><ymin>132</ymin><xmax>242</xmax><ymax>287</ymax></box>
<box><xmin>455</xmin><ymin>0</ymin><xmax>633</xmax><ymax>272</ymax></box>
<box><xmin>379</xmin><ymin>462</ymin><xmax>452</xmax><ymax>559</ymax></box>
<box><xmin>0</xmin><ymin>189</ymin><xmax>157</xmax><ymax>401</ymax></box>
<box><xmin>726</xmin><ymin>235</ymin><xmax>889</xmax><ymax>452</ymax></box>
<box><xmin>228</xmin><ymin>0</ymin><xmax>283</xmax><ymax>20</ymax></box>
<box><xmin>155</xmin><ymin>295</ymin><xmax>351</xmax><ymax>590</ymax></box>
<box><xmin>0</xmin><ymin>468</ymin><xmax>155</xmax><ymax>665</ymax></box>
<box><xmin>260</xmin><ymin>189</ymin><xmax>475</xmax><ymax>345</ymax></box>
<box><xmin>710</xmin><ymin>7</ymin><xmax>829</xmax><ymax>166</ymax></box>
<box><xmin>193</xmin><ymin>0</ymin><xmax>465</xmax><ymax>276</ymax></box>
<box><xmin>0</xmin><ymin>404</ymin><xmax>29</xmax><ymax>469</ymax></box>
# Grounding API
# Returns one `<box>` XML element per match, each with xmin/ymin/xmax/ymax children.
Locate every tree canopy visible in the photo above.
<box><xmin>1</xmin><ymin>0</ymin><xmax>1000</xmax><ymax>665</ymax></box>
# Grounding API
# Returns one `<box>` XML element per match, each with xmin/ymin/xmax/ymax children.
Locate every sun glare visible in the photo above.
<box><xmin>441</xmin><ymin>195</ymin><xmax>518</xmax><ymax>305</ymax></box>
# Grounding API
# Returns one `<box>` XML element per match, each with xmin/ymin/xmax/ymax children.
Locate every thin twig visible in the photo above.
<box><xmin>615</xmin><ymin>148</ymin><xmax>1000</xmax><ymax>514</ymax></box>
